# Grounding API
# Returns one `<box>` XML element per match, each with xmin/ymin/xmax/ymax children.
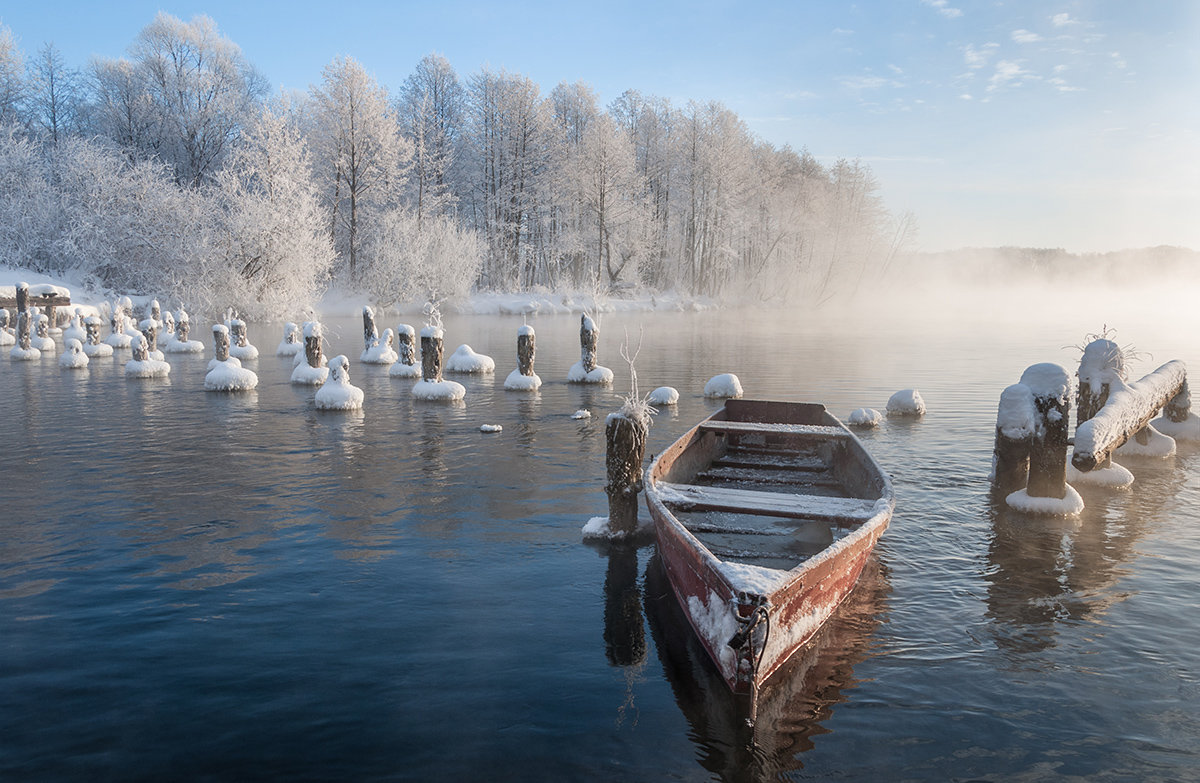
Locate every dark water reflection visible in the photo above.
<box><xmin>2</xmin><ymin>303</ymin><xmax>1200</xmax><ymax>780</ymax></box>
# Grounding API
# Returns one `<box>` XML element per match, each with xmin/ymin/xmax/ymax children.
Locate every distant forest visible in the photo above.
<box><xmin>0</xmin><ymin>14</ymin><xmax>913</xmax><ymax>318</ymax></box>
<box><xmin>900</xmin><ymin>246</ymin><xmax>1200</xmax><ymax>288</ymax></box>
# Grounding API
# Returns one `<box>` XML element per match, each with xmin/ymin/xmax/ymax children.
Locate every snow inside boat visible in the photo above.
<box><xmin>644</xmin><ymin>399</ymin><xmax>894</xmax><ymax>710</ymax></box>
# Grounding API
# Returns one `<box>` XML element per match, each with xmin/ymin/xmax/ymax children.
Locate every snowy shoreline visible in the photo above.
<box><xmin>0</xmin><ymin>265</ymin><xmax>718</xmax><ymax>323</ymax></box>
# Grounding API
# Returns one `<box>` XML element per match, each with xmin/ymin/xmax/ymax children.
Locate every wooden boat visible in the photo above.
<box><xmin>644</xmin><ymin>399</ymin><xmax>894</xmax><ymax>717</ymax></box>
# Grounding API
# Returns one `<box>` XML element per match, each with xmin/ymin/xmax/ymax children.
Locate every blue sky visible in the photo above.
<box><xmin>3</xmin><ymin>1</ymin><xmax>1198</xmax><ymax>253</ymax></box>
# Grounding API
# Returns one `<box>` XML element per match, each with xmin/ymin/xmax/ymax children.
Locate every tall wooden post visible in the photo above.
<box><xmin>991</xmin><ymin>383</ymin><xmax>1034</xmax><ymax>496</ymax></box>
<box><xmin>16</xmin><ymin>309</ymin><xmax>31</xmax><ymax>351</ymax></box>
<box><xmin>16</xmin><ymin>282</ymin><xmax>28</xmax><ymax>314</ymax></box>
<box><xmin>396</xmin><ymin>324</ymin><xmax>416</xmax><ymax>368</ymax></box>
<box><xmin>213</xmin><ymin>325</ymin><xmax>230</xmax><ymax>362</ymax></box>
<box><xmin>1023</xmin><ymin>364</ymin><xmax>1071</xmax><ymax>499</ymax></box>
<box><xmin>580</xmin><ymin>315</ymin><xmax>598</xmax><ymax>373</ymax></box>
<box><xmin>304</xmin><ymin>323</ymin><xmax>323</xmax><ymax>368</ymax></box>
<box><xmin>363</xmin><ymin>306</ymin><xmax>378</xmax><ymax>350</ymax></box>
<box><xmin>605</xmin><ymin>410</ymin><xmax>648</xmax><ymax>536</ymax></box>
<box><xmin>421</xmin><ymin>327</ymin><xmax>444</xmax><ymax>382</ymax></box>
<box><xmin>230</xmin><ymin>319</ymin><xmax>249</xmax><ymax>348</ymax></box>
<box><xmin>518</xmin><ymin>326</ymin><xmax>536</xmax><ymax>377</ymax></box>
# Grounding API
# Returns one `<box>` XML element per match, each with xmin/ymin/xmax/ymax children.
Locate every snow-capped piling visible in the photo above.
<box><xmin>1077</xmin><ymin>339</ymin><xmax>1123</xmax><ymax>437</ymax></box>
<box><xmin>292</xmin><ymin>322</ymin><xmax>329</xmax><ymax>385</ymax></box>
<box><xmin>363</xmin><ymin>306</ymin><xmax>378</xmax><ymax>352</ymax></box>
<box><xmin>150</xmin><ymin>300</ymin><xmax>161</xmax><ymax>322</ymax></box>
<box><xmin>82</xmin><ymin>316</ymin><xmax>112</xmax><ymax>358</ymax></box>
<box><xmin>276</xmin><ymin>322</ymin><xmax>301</xmax><ymax>357</ymax></box>
<box><xmin>59</xmin><ymin>338</ymin><xmax>87</xmax><ymax>369</ymax></box>
<box><xmin>389</xmin><ymin>324</ymin><xmax>420</xmax><ymax>378</ymax></box>
<box><xmin>1021</xmin><ymin>364</ymin><xmax>1072</xmax><ymax>500</ymax></box>
<box><xmin>33</xmin><ymin>312</ymin><xmax>54</xmax><ymax>351</ymax></box>
<box><xmin>605</xmin><ymin>408</ymin><xmax>648</xmax><ymax>537</ymax></box>
<box><xmin>1072</xmin><ymin>360</ymin><xmax>1187</xmax><ymax>472</ymax></box>
<box><xmin>11</xmin><ymin>301</ymin><xmax>38</xmax><ymax>360</ymax></box>
<box><xmin>162</xmin><ymin>310</ymin><xmax>174</xmax><ymax>340</ymax></box>
<box><xmin>421</xmin><ymin>325</ymin><xmax>444</xmax><ymax>383</ymax></box>
<box><xmin>991</xmin><ymin>384</ymin><xmax>1035</xmax><ymax>496</ymax></box>
<box><xmin>568</xmin><ymin>314</ymin><xmax>614</xmax><ymax>384</ymax></box>
<box><xmin>315</xmin><ymin>355</ymin><xmax>364</xmax><ymax>410</ymax></box>
<box><xmin>139</xmin><ymin>318</ymin><xmax>162</xmax><ymax>360</ymax></box>
<box><xmin>212</xmin><ymin>324</ymin><xmax>231</xmax><ymax>362</ymax></box>
<box><xmin>581</xmin><ymin>314</ymin><xmax>598</xmax><ymax>374</ymax></box>
<box><xmin>518</xmin><ymin>326</ymin><xmax>535</xmax><ymax>376</ymax></box>
<box><xmin>505</xmin><ymin>325</ymin><xmax>542</xmax><ymax>390</ymax></box>
<box><xmin>300</xmin><ymin>323</ymin><xmax>320</xmax><ymax>367</ymax></box>
<box><xmin>228</xmin><ymin>319</ymin><xmax>258</xmax><ymax>360</ymax></box>
<box><xmin>126</xmin><ymin>334</ymin><xmax>170</xmax><ymax>378</ymax></box>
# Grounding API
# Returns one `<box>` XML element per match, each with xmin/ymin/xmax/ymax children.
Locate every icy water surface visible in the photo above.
<box><xmin>2</xmin><ymin>302</ymin><xmax>1200</xmax><ymax>781</ymax></box>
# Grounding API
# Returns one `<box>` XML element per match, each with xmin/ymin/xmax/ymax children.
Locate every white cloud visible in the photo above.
<box><xmin>964</xmin><ymin>43</ymin><xmax>999</xmax><ymax>69</ymax></box>
<box><xmin>922</xmin><ymin>0</ymin><xmax>962</xmax><ymax>19</ymax></box>
<box><xmin>832</xmin><ymin>27</ymin><xmax>854</xmax><ymax>35</ymax></box>
<box><xmin>840</xmin><ymin>74</ymin><xmax>903</xmax><ymax>92</ymax></box>
<box><xmin>988</xmin><ymin>60</ymin><xmax>1032</xmax><ymax>91</ymax></box>
<box><xmin>960</xmin><ymin>93</ymin><xmax>973</xmax><ymax>100</ymax></box>
<box><xmin>1051</xmin><ymin>13</ymin><xmax>1075</xmax><ymax>27</ymax></box>
<box><xmin>1012</xmin><ymin>29</ymin><xmax>1042</xmax><ymax>43</ymax></box>
<box><xmin>1111</xmin><ymin>51</ymin><xmax>1127</xmax><ymax>69</ymax></box>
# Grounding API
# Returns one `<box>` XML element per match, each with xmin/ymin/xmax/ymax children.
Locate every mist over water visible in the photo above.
<box><xmin>2</xmin><ymin>297</ymin><xmax>1199</xmax><ymax>781</ymax></box>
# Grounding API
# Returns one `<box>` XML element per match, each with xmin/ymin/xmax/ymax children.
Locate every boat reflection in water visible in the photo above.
<box><xmin>644</xmin><ymin>551</ymin><xmax>891</xmax><ymax>781</ymax></box>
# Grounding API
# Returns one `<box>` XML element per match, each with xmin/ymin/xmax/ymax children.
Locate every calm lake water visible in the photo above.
<box><xmin>3</xmin><ymin>295</ymin><xmax>1199</xmax><ymax>781</ymax></box>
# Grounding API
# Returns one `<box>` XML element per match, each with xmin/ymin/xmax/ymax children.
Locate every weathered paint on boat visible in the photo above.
<box><xmin>645</xmin><ymin>400</ymin><xmax>894</xmax><ymax>699</ymax></box>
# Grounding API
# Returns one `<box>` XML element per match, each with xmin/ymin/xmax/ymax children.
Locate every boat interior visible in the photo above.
<box><xmin>653</xmin><ymin>401</ymin><xmax>886</xmax><ymax>571</ymax></box>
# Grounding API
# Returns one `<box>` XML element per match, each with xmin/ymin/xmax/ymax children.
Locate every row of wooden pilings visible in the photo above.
<box><xmin>991</xmin><ymin>338</ymin><xmax>1191</xmax><ymax>509</ymax></box>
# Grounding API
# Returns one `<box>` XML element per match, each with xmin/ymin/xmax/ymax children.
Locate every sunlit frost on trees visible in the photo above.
<box><xmin>0</xmin><ymin>15</ymin><xmax>913</xmax><ymax>315</ymax></box>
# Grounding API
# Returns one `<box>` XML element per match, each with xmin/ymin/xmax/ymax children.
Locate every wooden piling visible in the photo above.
<box><xmin>16</xmin><ymin>310</ymin><xmax>31</xmax><ymax>351</ymax></box>
<box><xmin>213</xmin><ymin>325</ymin><xmax>230</xmax><ymax>362</ymax></box>
<box><xmin>304</xmin><ymin>323</ymin><xmax>323</xmax><ymax>368</ymax></box>
<box><xmin>176</xmin><ymin>315</ymin><xmax>191</xmax><ymax>343</ymax></box>
<box><xmin>140</xmin><ymin>319</ymin><xmax>159</xmax><ymax>355</ymax></box>
<box><xmin>1021</xmin><ymin>364</ymin><xmax>1071</xmax><ymax>499</ymax></box>
<box><xmin>1073</xmin><ymin>360</ymin><xmax>1187</xmax><ymax>471</ymax></box>
<box><xmin>84</xmin><ymin>317</ymin><xmax>101</xmax><ymax>345</ymax></box>
<box><xmin>605</xmin><ymin>411</ymin><xmax>648</xmax><ymax>536</ymax></box>
<box><xmin>421</xmin><ymin>328</ymin><xmax>444</xmax><ymax>382</ymax></box>
<box><xmin>581</xmin><ymin>315</ymin><xmax>599</xmax><ymax>374</ymax></box>
<box><xmin>396</xmin><ymin>325</ymin><xmax>416</xmax><ymax>368</ymax></box>
<box><xmin>363</xmin><ymin>306</ymin><xmax>378</xmax><ymax>350</ymax></box>
<box><xmin>230</xmin><ymin>319</ymin><xmax>248</xmax><ymax>348</ymax></box>
<box><xmin>991</xmin><ymin>383</ymin><xmax>1034</xmax><ymax>496</ymax></box>
<box><xmin>16</xmin><ymin>282</ymin><xmax>28</xmax><ymax>314</ymax></box>
<box><xmin>518</xmin><ymin>326</ymin><xmax>536</xmax><ymax>377</ymax></box>
<box><xmin>131</xmin><ymin>333</ymin><xmax>149</xmax><ymax>362</ymax></box>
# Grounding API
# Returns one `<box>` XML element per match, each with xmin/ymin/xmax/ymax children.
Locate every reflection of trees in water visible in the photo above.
<box><xmin>985</xmin><ymin>461</ymin><xmax>1187</xmax><ymax>656</ymax></box>
<box><xmin>645</xmin><ymin>552</ymin><xmax>891</xmax><ymax>783</ymax></box>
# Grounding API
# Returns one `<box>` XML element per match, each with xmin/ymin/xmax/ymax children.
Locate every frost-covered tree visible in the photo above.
<box><xmin>129</xmin><ymin>13</ymin><xmax>266</xmax><ymax>187</ymax></box>
<box><xmin>359</xmin><ymin>207</ymin><xmax>482</xmax><ymax>308</ymax></box>
<box><xmin>464</xmin><ymin>67</ymin><xmax>555</xmax><ymax>288</ymax></box>
<box><xmin>208</xmin><ymin>106</ymin><xmax>334</xmax><ymax>318</ymax></box>
<box><xmin>25</xmin><ymin>43</ymin><xmax>83</xmax><ymax>144</ymax></box>
<box><xmin>570</xmin><ymin>113</ymin><xmax>644</xmax><ymax>285</ymax></box>
<box><xmin>396</xmin><ymin>53</ymin><xmax>464</xmax><ymax>226</ymax></box>
<box><xmin>88</xmin><ymin>57</ymin><xmax>163</xmax><ymax>163</ymax></box>
<box><xmin>0</xmin><ymin>25</ymin><xmax>25</xmax><ymax>128</ymax></box>
<box><xmin>309</xmin><ymin>56</ymin><xmax>409</xmax><ymax>280</ymax></box>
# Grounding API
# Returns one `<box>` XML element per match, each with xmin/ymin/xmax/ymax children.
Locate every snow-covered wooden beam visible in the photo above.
<box><xmin>1072</xmin><ymin>360</ymin><xmax>1187</xmax><ymax>472</ymax></box>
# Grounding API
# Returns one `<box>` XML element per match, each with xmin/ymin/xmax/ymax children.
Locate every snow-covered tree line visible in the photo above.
<box><xmin>0</xmin><ymin>13</ymin><xmax>912</xmax><ymax>317</ymax></box>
